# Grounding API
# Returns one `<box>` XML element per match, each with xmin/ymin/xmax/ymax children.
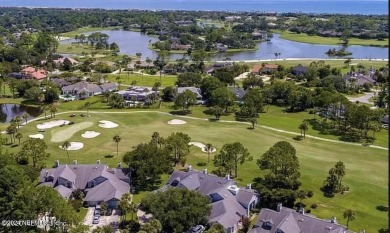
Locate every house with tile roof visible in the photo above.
<box><xmin>160</xmin><ymin>168</ymin><xmax>259</xmax><ymax>233</ymax></box>
<box><xmin>249</xmin><ymin>204</ymin><xmax>354</xmax><ymax>233</ymax></box>
<box><xmin>38</xmin><ymin>160</ymin><xmax>130</xmax><ymax>208</ymax></box>
<box><xmin>21</xmin><ymin>66</ymin><xmax>47</xmax><ymax>80</ymax></box>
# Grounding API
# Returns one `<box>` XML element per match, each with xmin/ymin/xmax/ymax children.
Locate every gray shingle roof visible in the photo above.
<box><xmin>164</xmin><ymin>170</ymin><xmax>258</xmax><ymax>231</ymax></box>
<box><xmin>177</xmin><ymin>87</ymin><xmax>202</xmax><ymax>99</ymax></box>
<box><xmin>250</xmin><ymin>207</ymin><xmax>354</xmax><ymax>233</ymax></box>
<box><xmin>62</xmin><ymin>81</ymin><xmax>102</xmax><ymax>94</ymax></box>
<box><xmin>38</xmin><ymin>164</ymin><xmax>130</xmax><ymax>203</ymax></box>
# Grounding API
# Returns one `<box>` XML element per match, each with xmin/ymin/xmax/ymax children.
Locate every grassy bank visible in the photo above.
<box><xmin>60</xmin><ymin>26</ymin><xmax>119</xmax><ymax>38</ymax></box>
<box><xmin>1</xmin><ymin>111</ymin><xmax>387</xmax><ymax>232</ymax></box>
<box><xmin>274</xmin><ymin>30</ymin><xmax>389</xmax><ymax>47</ymax></box>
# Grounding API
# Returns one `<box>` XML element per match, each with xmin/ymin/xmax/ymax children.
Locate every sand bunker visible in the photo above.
<box><xmin>29</xmin><ymin>134</ymin><xmax>44</xmax><ymax>139</ymax></box>
<box><xmin>59</xmin><ymin>142</ymin><xmax>84</xmax><ymax>151</ymax></box>
<box><xmin>81</xmin><ymin>131</ymin><xmax>101</xmax><ymax>139</ymax></box>
<box><xmin>37</xmin><ymin>120</ymin><xmax>70</xmax><ymax>130</ymax></box>
<box><xmin>189</xmin><ymin>142</ymin><xmax>217</xmax><ymax>153</ymax></box>
<box><xmin>51</xmin><ymin>122</ymin><xmax>93</xmax><ymax>143</ymax></box>
<box><xmin>168</xmin><ymin>119</ymin><xmax>187</xmax><ymax>125</ymax></box>
<box><xmin>98</xmin><ymin>120</ymin><xmax>118</xmax><ymax>128</ymax></box>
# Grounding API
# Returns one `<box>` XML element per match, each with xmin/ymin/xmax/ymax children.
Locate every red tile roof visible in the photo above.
<box><xmin>252</xmin><ymin>64</ymin><xmax>261</xmax><ymax>73</ymax></box>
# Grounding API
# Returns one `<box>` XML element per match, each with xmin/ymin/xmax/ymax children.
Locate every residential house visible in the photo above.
<box><xmin>344</xmin><ymin>71</ymin><xmax>376</xmax><ymax>87</ymax></box>
<box><xmin>62</xmin><ymin>81</ymin><xmax>118</xmax><ymax>99</ymax></box>
<box><xmin>170</xmin><ymin>42</ymin><xmax>191</xmax><ymax>50</ymax></box>
<box><xmin>249</xmin><ymin>204</ymin><xmax>354</xmax><ymax>233</ymax></box>
<box><xmin>51</xmin><ymin>78</ymin><xmax>71</xmax><ymax>88</ymax></box>
<box><xmin>261</xmin><ymin>64</ymin><xmax>278</xmax><ymax>74</ymax></box>
<box><xmin>160</xmin><ymin>168</ymin><xmax>259</xmax><ymax>233</ymax></box>
<box><xmin>117</xmin><ymin>86</ymin><xmax>156</xmax><ymax>103</ymax></box>
<box><xmin>53</xmin><ymin>57</ymin><xmax>79</xmax><ymax>65</ymax></box>
<box><xmin>230</xmin><ymin>87</ymin><xmax>247</xmax><ymax>102</ymax></box>
<box><xmin>21</xmin><ymin>66</ymin><xmax>47</xmax><ymax>80</ymax></box>
<box><xmin>292</xmin><ymin>65</ymin><xmax>308</xmax><ymax>76</ymax></box>
<box><xmin>216</xmin><ymin>43</ymin><xmax>228</xmax><ymax>52</ymax></box>
<box><xmin>204</xmin><ymin>62</ymin><xmax>234</xmax><ymax>75</ymax></box>
<box><xmin>177</xmin><ymin>86</ymin><xmax>204</xmax><ymax>104</ymax></box>
<box><xmin>38</xmin><ymin>161</ymin><xmax>130</xmax><ymax>208</ymax></box>
<box><xmin>163</xmin><ymin>63</ymin><xmax>177</xmax><ymax>74</ymax></box>
<box><xmin>127</xmin><ymin>60</ymin><xmax>155</xmax><ymax>70</ymax></box>
<box><xmin>92</xmin><ymin>60</ymin><xmax>116</xmax><ymax>68</ymax></box>
<box><xmin>175</xmin><ymin>20</ymin><xmax>193</xmax><ymax>27</ymax></box>
<box><xmin>251</xmin><ymin>64</ymin><xmax>261</xmax><ymax>74</ymax></box>
<box><xmin>8</xmin><ymin>72</ymin><xmax>30</xmax><ymax>79</ymax></box>
<box><xmin>252</xmin><ymin>30</ymin><xmax>267</xmax><ymax>40</ymax></box>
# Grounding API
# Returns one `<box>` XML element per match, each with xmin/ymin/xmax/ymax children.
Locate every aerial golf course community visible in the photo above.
<box><xmin>0</xmin><ymin>6</ymin><xmax>388</xmax><ymax>233</ymax></box>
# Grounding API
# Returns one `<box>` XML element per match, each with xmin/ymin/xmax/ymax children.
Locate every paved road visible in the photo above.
<box><xmin>347</xmin><ymin>92</ymin><xmax>375</xmax><ymax>105</ymax></box>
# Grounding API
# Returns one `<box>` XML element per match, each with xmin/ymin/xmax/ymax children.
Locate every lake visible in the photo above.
<box><xmin>0</xmin><ymin>104</ymin><xmax>41</xmax><ymax>124</ymax></box>
<box><xmin>60</xmin><ymin>30</ymin><xmax>389</xmax><ymax>61</ymax></box>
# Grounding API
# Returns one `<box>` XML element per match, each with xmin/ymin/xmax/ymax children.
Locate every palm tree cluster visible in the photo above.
<box><xmin>6</xmin><ymin>115</ymin><xmax>25</xmax><ymax>145</ymax></box>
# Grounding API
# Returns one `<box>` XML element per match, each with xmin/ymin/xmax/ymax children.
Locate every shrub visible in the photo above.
<box><xmin>197</xmin><ymin>162</ymin><xmax>207</xmax><ymax>166</ymax></box>
<box><xmin>311</xmin><ymin>203</ymin><xmax>317</xmax><ymax>209</ymax></box>
<box><xmin>307</xmin><ymin>190</ymin><xmax>314</xmax><ymax>198</ymax></box>
<box><xmin>293</xmin><ymin>135</ymin><xmax>304</xmax><ymax>141</ymax></box>
<box><xmin>306</xmin><ymin>209</ymin><xmax>311</xmax><ymax>213</ymax></box>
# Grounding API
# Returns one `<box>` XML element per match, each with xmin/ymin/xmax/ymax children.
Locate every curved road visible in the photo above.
<box><xmin>24</xmin><ymin>110</ymin><xmax>388</xmax><ymax>151</ymax></box>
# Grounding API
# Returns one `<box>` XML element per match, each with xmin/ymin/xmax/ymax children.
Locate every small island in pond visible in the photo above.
<box><xmin>325</xmin><ymin>47</ymin><xmax>352</xmax><ymax>56</ymax></box>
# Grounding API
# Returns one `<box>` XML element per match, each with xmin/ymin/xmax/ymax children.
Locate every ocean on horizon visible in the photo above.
<box><xmin>1</xmin><ymin>0</ymin><xmax>388</xmax><ymax>15</ymax></box>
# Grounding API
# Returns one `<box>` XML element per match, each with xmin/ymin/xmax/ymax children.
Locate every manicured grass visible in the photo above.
<box><xmin>60</xmin><ymin>26</ymin><xmax>119</xmax><ymax>38</ymax></box>
<box><xmin>106</xmin><ymin>73</ymin><xmax>177</xmax><ymax>87</ymax></box>
<box><xmin>2</xmin><ymin>111</ymin><xmax>387</xmax><ymax>232</ymax></box>
<box><xmin>274</xmin><ymin>30</ymin><xmax>389</xmax><ymax>47</ymax></box>
<box><xmin>57</xmin><ymin>43</ymin><xmax>112</xmax><ymax>56</ymax></box>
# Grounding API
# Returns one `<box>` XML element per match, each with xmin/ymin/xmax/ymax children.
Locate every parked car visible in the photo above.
<box><xmin>94</xmin><ymin>209</ymin><xmax>101</xmax><ymax>216</ymax></box>
<box><xmin>191</xmin><ymin>225</ymin><xmax>205</xmax><ymax>233</ymax></box>
<box><xmin>92</xmin><ymin>216</ymin><xmax>100</xmax><ymax>224</ymax></box>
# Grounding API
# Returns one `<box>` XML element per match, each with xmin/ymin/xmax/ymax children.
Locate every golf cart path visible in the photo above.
<box><xmin>26</xmin><ymin>111</ymin><xmax>388</xmax><ymax>151</ymax></box>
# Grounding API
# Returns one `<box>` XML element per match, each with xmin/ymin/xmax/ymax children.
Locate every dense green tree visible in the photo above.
<box><xmin>123</xmin><ymin>142</ymin><xmax>171</xmax><ymax>186</ymax></box>
<box><xmin>165</xmin><ymin>132</ymin><xmax>191</xmax><ymax>166</ymax></box>
<box><xmin>17</xmin><ymin>138</ymin><xmax>49</xmax><ymax>168</ymax></box>
<box><xmin>162</xmin><ymin>86</ymin><xmax>176</xmax><ymax>101</ymax></box>
<box><xmin>141</xmin><ymin>188</ymin><xmax>211</xmax><ymax>233</ymax></box>
<box><xmin>205</xmin><ymin>223</ymin><xmax>226</xmax><ymax>233</ymax></box>
<box><xmin>200</xmin><ymin>76</ymin><xmax>223</xmax><ymax>100</ymax></box>
<box><xmin>214</xmin><ymin>142</ymin><xmax>252</xmax><ymax>178</ymax></box>
<box><xmin>174</xmin><ymin>89</ymin><xmax>197</xmax><ymax>113</ymax></box>
<box><xmin>210</xmin><ymin>87</ymin><xmax>236</xmax><ymax>113</ymax></box>
<box><xmin>108</xmin><ymin>93</ymin><xmax>125</xmax><ymax>109</ymax></box>
<box><xmin>242</xmin><ymin>74</ymin><xmax>264</xmax><ymax>90</ymax></box>
<box><xmin>139</xmin><ymin>219</ymin><xmax>162</xmax><ymax>233</ymax></box>
<box><xmin>322</xmin><ymin>161</ymin><xmax>346</xmax><ymax>195</ymax></box>
<box><xmin>176</xmin><ymin>72</ymin><xmax>203</xmax><ymax>87</ymax></box>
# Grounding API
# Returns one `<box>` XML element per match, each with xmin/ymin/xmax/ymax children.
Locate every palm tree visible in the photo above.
<box><xmin>205</xmin><ymin>143</ymin><xmax>213</xmax><ymax>163</ymax></box>
<box><xmin>118</xmin><ymin>193</ymin><xmax>133</xmax><ymax>222</ymax></box>
<box><xmin>84</xmin><ymin>102</ymin><xmax>91</xmax><ymax>115</ymax></box>
<box><xmin>369</xmin><ymin>122</ymin><xmax>382</xmax><ymax>140</ymax></box>
<box><xmin>14</xmin><ymin>116</ymin><xmax>22</xmax><ymax>130</ymax></box>
<box><xmin>62</xmin><ymin>141</ymin><xmax>71</xmax><ymax>164</ymax></box>
<box><xmin>298</xmin><ymin>120</ymin><xmax>309</xmax><ymax>138</ymax></box>
<box><xmin>343</xmin><ymin>209</ymin><xmax>356</xmax><ymax>228</ymax></box>
<box><xmin>22</xmin><ymin>113</ymin><xmax>29</xmax><ymax>125</ymax></box>
<box><xmin>113</xmin><ymin>135</ymin><xmax>121</xmax><ymax>156</ymax></box>
<box><xmin>42</xmin><ymin>105</ymin><xmax>48</xmax><ymax>119</ymax></box>
<box><xmin>15</xmin><ymin>132</ymin><xmax>23</xmax><ymax>145</ymax></box>
<box><xmin>6</xmin><ymin>125</ymin><xmax>16</xmax><ymax>144</ymax></box>
<box><xmin>130</xmin><ymin>203</ymin><xmax>138</xmax><ymax>221</ymax></box>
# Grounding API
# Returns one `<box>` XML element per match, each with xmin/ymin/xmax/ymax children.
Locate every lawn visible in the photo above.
<box><xmin>2</xmin><ymin>111</ymin><xmax>387</xmax><ymax>232</ymax></box>
<box><xmin>274</xmin><ymin>30</ymin><xmax>389</xmax><ymax>47</ymax></box>
<box><xmin>106</xmin><ymin>73</ymin><xmax>177</xmax><ymax>87</ymax></box>
<box><xmin>57</xmin><ymin>43</ymin><xmax>112</xmax><ymax>56</ymax></box>
<box><xmin>60</xmin><ymin>26</ymin><xmax>119</xmax><ymax>38</ymax></box>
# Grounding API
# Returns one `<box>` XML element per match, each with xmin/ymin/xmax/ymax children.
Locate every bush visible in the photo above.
<box><xmin>306</xmin><ymin>209</ymin><xmax>311</xmax><ymax>213</ymax></box>
<box><xmin>308</xmin><ymin>110</ymin><xmax>315</xmax><ymax>114</ymax></box>
<box><xmin>311</xmin><ymin>203</ymin><xmax>317</xmax><ymax>209</ymax></box>
<box><xmin>293</xmin><ymin>135</ymin><xmax>304</xmax><ymax>141</ymax></box>
<box><xmin>197</xmin><ymin>162</ymin><xmax>207</xmax><ymax>166</ymax></box>
<box><xmin>307</xmin><ymin>190</ymin><xmax>314</xmax><ymax>198</ymax></box>
<box><xmin>68</xmin><ymin>121</ymin><xmax>75</xmax><ymax>125</ymax></box>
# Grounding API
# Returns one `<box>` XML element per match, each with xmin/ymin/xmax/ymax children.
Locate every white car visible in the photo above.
<box><xmin>382</xmin><ymin>124</ymin><xmax>388</xmax><ymax>129</ymax></box>
<box><xmin>92</xmin><ymin>216</ymin><xmax>100</xmax><ymax>224</ymax></box>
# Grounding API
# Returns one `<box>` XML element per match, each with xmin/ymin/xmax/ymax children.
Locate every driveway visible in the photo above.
<box><xmin>347</xmin><ymin>91</ymin><xmax>375</xmax><ymax>105</ymax></box>
<box><xmin>84</xmin><ymin>207</ymin><xmax>121</xmax><ymax>231</ymax></box>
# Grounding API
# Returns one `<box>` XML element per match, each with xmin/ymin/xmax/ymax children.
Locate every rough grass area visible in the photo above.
<box><xmin>3</xmin><ymin>111</ymin><xmax>387</xmax><ymax>232</ymax></box>
<box><xmin>51</xmin><ymin>121</ymin><xmax>93</xmax><ymax>142</ymax></box>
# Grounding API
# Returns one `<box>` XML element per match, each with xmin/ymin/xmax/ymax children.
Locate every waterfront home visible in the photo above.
<box><xmin>204</xmin><ymin>62</ymin><xmax>234</xmax><ymax>75</ymax></box>
<box><xmin>38</xmin><ymin>160</ymin><xmax>130</xmax><ymax>208</ymax></box>
<box><xmin>261</xmin><ymin>64</ymin><xmax>278</xmax><ymax>74</ymax></box>
<box><xmin>62</xmin><ymin>81</ymin><xmax>118</xmax><ymax>99</ymax></box>
<box><xmin>160</xmin><ymin>167</ymin><xmax>259</xmax><ymax>233</ymax></box>
<box><xmin>252</xmin><ymin>30</ymin><xmax>267</xmax><ymax>40</ymax></box>
<box><xmin>170</xmin><ymin>42</ymin><xmax>191</xmax><ymax>50</ymax></box>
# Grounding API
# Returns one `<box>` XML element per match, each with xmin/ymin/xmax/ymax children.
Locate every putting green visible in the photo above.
<box><xmin>51</xmin><ymin>122</ymin><xmax>93</xmax><ymax>142</ymax></box>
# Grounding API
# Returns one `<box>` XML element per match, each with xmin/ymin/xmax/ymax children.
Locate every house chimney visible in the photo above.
<box><xmin>187</xmin><ymin>165</ymin><xmax>192</xmax><ymax>171</ymax></box>
<box><xmin>73</xmin><ymin>160</ymin><xmax>77</xmax><ymax>165</ymax></box>
<box><xmin>96</xmin><ymin>159</ymin><xmax>100</xmax><ymax>164</ymax></box>
<box><xmin>117</xmin><ymin>162</ymin><xmax>122</xmax><ymax>169</ymax></box>
<box><xmin>226</xmin><ymin>174</ymin><xmax>230</xmax><ymax>180</ymax></box>
<box><xmin>246</xmin><ymin>183</ymin><xmax>252</xmax><ymax>189</ymax></box>
<box><xmin>55</xmin><ymin>160</ymin><xmax>59</xmax><ymax>167</ymax></box>
<box><xmin>277</xmin><ymin>203</ymin><xmax>282</xmax><ymax>212</ymax></box>
<box><xmin>203</xmin><ymin>168</ymin><xmax>207</xmax><ymax>174</ymax></box>
<box><xmin>331</xmin><ymin>216</ymin><xmax>337</xmax><ymax>224</ymax></box>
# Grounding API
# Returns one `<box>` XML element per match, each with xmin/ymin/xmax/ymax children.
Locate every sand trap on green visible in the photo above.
<box><xmin>51</xmin><ymin>122</ymin><xmax>93</xmax><ymax>142</ymax></box>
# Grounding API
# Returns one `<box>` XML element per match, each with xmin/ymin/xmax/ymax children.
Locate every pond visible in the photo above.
<box><xmin>0</xmin><ymin>104</ymin><xmax>42</xmax><ymax>124</ymax></box>
<box><xmin>60</xmin><ymin>30</ymin><xmax>389</xmax><ymax>61</ymax></box>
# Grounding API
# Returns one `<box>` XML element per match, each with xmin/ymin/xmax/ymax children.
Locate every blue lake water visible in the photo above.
<box><xmin>60</xmin><ymin>30</ymin><xmax>389</xmax><ymax>60</ymax></box>
<box><xmin>2</xmin><ymin>0</ymin><xmax>388</xmax><ymax>15</ymax></box>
